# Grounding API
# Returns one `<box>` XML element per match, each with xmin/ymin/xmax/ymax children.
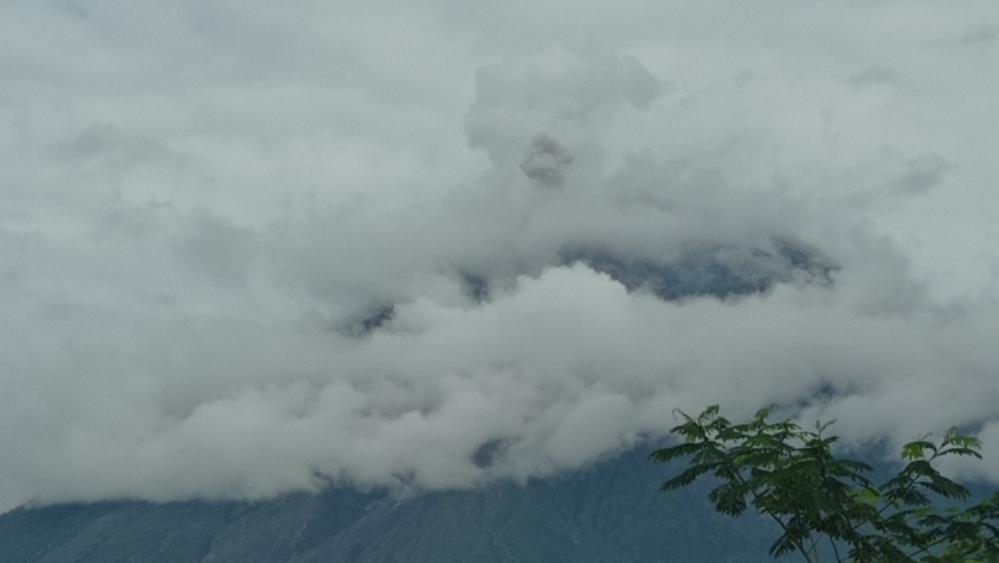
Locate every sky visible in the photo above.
<box><xmin>1</xmin><ymin>1</ymin><xmax>999</xmax><ymax>512</ymax></box>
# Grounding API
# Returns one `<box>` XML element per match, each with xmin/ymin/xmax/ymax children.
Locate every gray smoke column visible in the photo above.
<box><xmin>520</xmin><ymin>133</ymin><xmax>574</xmax><ymax>187</ymax></box>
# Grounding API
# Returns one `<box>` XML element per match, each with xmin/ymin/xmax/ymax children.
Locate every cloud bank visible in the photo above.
<box><xmin>2</xmin><ymin>2</ymin><xmax>999</xmax><ymax>511</ymax></box>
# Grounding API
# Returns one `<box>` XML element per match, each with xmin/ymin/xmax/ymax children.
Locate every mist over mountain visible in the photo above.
<box><xmin>2</xmin><ymin>5</ymin><xmax>999</xmax><ymax>561</ymax></box>
<box><xmin>560</xmin><ymin>237</ymin><xmax>837</xmax><ymax>301</ymax></box>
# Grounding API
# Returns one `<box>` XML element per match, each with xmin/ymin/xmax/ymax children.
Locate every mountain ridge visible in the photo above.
<box><xmin>0</xmin><ymin>448</ymin><xmax>778</xmax><ymax>562</ymax></box>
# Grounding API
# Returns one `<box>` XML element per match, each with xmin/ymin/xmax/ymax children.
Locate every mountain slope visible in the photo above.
<box><xmin>0</xmin><ymin>448</ymin><xmax>778</xmax><ymax>562</ymax></box>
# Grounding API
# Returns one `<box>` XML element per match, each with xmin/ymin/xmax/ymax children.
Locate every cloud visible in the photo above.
<box><xmin>465</xmin><ymin>45</ymin><xmax>661</xmax><ymax>182</ymax></box>
<box><xmin>847</xmin><ymin>67</ymin><xmax>896</xmax><ymax>88</ymax></box>
<box><xmin>2</xmin><ymin>2</ymin><xmax>999</xmax><ymax>512</ymax></box>
<box><xmin>889</xmin><ymin>152</ymin><xmax>953</xmax><ymax>196</ymax></box>
<box><xmin>960</xmin><ymin>23</ymin><xmax>998</xmax><ymax>45</ymax></box>
<box><xmin>520</xmin><ymin>133</ymin><xmax>574</xmax><ymax>187</ymax></box>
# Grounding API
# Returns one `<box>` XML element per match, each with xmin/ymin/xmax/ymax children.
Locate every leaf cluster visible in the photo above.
<box><xmin>650</xmin><ymin>406</ymin><xmax>999</xmax><ymax>563</ymax></box>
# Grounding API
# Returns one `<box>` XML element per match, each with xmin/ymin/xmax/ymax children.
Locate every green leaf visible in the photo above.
<box><xmin>649</xmin><ymin>442</ymin><xmax>710</xmax><ymax>463</ymax></box>
<box><xmin>651</xmin><ymin>405</ymin><xmax>999</xmax><ymax>563</ymax></box>
<box><xmin>854</xmin><ymin>487</ymin><xmax>882</xmax><ymax>505</ymax></box>
<box><xmin>660</xmin><ymin>462</ymin><xmax>720</xmax><ymax>491</ymax></box>
<box><xmin>902</xmin><ymin>440</ymin><xmax>936</xmax><ymax>461</ymax></box>
<box><xmin>698</xmin><ymin>405</ymin><xmax>720</xmax><ymax>424</ymax></box>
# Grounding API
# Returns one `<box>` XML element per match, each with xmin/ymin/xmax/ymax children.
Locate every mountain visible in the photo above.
<box><xmin>0</xmin><ymin>448</ymin><xmax>779</xmax><ymax>563</ymax></box>
<box><xmin>0</xmin><ymin>237</ymin><xmax>837</xmax><ymax>562</ymax></box>
<box><xmin>560</xmin><ymin>237</ymin><xmax>836</xmax><ymax>301</ymax></box>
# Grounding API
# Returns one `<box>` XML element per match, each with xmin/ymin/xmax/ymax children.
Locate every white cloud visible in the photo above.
<box><xmin>1</xmin><ymin>1</ymin><xmax>999</xmax><ymax>512</ymax></box>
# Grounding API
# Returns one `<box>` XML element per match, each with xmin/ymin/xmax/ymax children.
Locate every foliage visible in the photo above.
<box><xmin>651</xmin><ymin>405</ymin><xmax>999</xmax><ymax>562</ymax></box>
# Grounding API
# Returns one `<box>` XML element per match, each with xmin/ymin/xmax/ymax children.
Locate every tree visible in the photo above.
<box><xmin>650</xmin><ymin>406</ymin><xmax>999</xmax><ymax>562</ymax></box>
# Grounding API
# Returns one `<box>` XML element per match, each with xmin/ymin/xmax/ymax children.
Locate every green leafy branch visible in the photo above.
<box><xmin>651</xmin><ymin>406</ymin><xmax>999</xmax><ymax>563</ymax></box>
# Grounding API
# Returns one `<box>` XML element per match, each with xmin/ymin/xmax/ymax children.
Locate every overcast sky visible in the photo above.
<box><xmin>2</xmin><ymin>1</ymin><xmax>999</xmax><ymax>512</ymax></box>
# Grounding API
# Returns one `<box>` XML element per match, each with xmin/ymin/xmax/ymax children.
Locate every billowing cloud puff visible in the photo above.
<box><xmin>520</xmin><ymin>133</ymin><xmax>574</xmax><ymax>187</ymax></box>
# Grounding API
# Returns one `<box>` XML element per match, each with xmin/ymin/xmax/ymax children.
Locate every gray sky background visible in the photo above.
<box><xmin>2</xmin><ymin>1</ymin><xmax>999</xmax><ymax>511</ymax></box>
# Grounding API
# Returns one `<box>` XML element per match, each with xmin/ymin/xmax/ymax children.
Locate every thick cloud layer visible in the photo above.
<box><xmin>2</xmin><ymin>2</ymin><xmax>999</xmax><ymax>511</ymax></box>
